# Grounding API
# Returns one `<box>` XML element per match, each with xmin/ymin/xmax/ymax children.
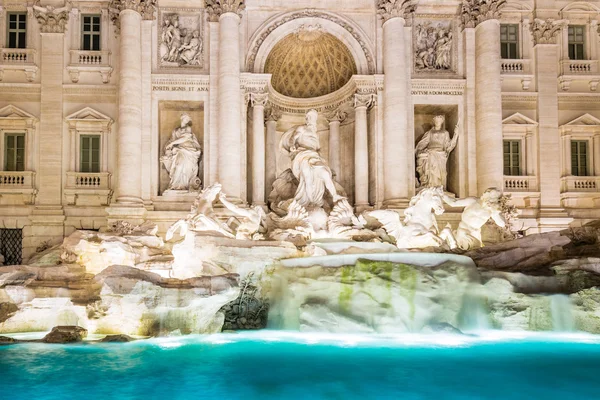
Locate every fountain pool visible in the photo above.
<box><xmin>1</xmin><ymin>331</ymin><xmax>600</xmax><ymax>400</ymax></box>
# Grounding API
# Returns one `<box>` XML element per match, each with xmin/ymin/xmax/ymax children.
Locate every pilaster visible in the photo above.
<box><xmin>326</xmin><ymin>109</ymin><xmax>347</xmax><ymax>179</ymax></box>
<box><xmin>265</xmin><ymin>107</ymin><xmax>281</xmax><ymax>199</ymax></box>
<box><xmin>250</xmin><ymin>92</ymin><xmax>268</xmax><ymax>206</ymax></box>
<box><xmin>531</xmin><ymin>18</ymin><xmax>572</xmax><ymax>228</ymax></box>
<box><xmin>354</xmin><ymin>94</ymin><xmax>375</xmax><ymax>211</ymax></box>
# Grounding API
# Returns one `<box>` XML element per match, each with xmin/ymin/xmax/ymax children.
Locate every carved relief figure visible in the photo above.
<box><xmin>414</xmin><ymin>21</ymin><xmax>453</xmax><ymax>71</ymax></box>
<box><xmin>415</xmin><ymin>115</ymin><xmax>459</xmax><ymax>190</ymax></box>
<box><xmin>160</xmin><ymin>13</ymin><xmax>203</xmax><ymax>67</ymax></box>
<box><xmin>161</xmin><ymin>113</ymin><xmax>202</xmax><ymax>191</ymax></box>
<box><xmin>279</xmin><ymin>109</ymin><xmax>344</xmax><ymax>209</ymax></box>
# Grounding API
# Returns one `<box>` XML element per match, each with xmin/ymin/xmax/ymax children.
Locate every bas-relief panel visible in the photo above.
<box><xmin>413</xmin><ymin>17</ymin><xmax>456</xmax><ymax>76</ymax></box>
<box><xmin>158</xmin><ymin>9</ymin><xmax>204</xmax><ymax>70</ymax></box>
<box><xmin>158</xmin><ymin>101</ymin><xmax>204</xmax><ymax>195</ymax></box>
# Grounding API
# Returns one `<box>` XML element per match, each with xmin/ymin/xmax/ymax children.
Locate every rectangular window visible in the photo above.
<box><xmin>568</xmin><ymin>25</ymin><xmax>586</xmax><ymax>60</ymax></box>
<box><xmin>81</xmin><ymin>15</ymin><xmax>101</xmax><ymax>51</ymax></box>
<box><xmin>500</xmin><ymin>24</ymin><xmax>519</xmax><ymax>59</ymax></box>
<box><xmin>7</xmin><ymin>12</ymin><xmax>27</xmax><ymax>49</ymax></box>
<box><xmin>80</xmin><ymin>135</ymin><xmax>101</xmax><ymax>173</ymax></box>
<box><xmin>503</xmin><ymin>140</ymin><xmax>521</xmax><ymax>176</ymax></box>
<box><xmin>571</xmin><ymin>140</ymin><xmax>589</xmax><ymax>176</ymax></box>
<box><xmin>4</xmin><ymin>133</ymin><xmax>25</xmax><ymax>172</ymax></box>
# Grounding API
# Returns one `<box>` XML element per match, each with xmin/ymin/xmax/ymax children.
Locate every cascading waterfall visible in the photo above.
<box><xmin>550</xmin><ymin>294</ymin><xmax>575</xmax><ymax>332</ymax></box>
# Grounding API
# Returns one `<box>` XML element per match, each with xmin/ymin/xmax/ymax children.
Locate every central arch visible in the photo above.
<box><xmin>247</xmin><ymin>10</ymin><xmax>375</xmax><ymax>76</ymax></box>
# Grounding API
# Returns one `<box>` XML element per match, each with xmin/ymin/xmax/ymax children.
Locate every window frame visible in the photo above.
<box><xmin>570</xmin><ymin>139</ymin><xmax>590</xmax><ymax>177</ymax></box>
<box><xmin>568</xmin><ymin>25</ymin><xmax>586</xmax><ymax>60</ymax></box>
<box><xmin>503</xmin><ymin>139</ymin><xmax>522</xmax><ymax>176</ymax></box>
<box><xmin>80</xmin><ymin>14</ymin><xmax>102</xmax><ymax>51</ymax></box>
<box><xmin>78</xmin><ymin>134</ymin><xmax>102</xmax><ymax>173</ymax></box>
<box><xmin>6</xmin><ymin>12</ymin><xmax>27</xmax><ymax>49</ymax></box>
<box><xmin>500</xmin><ymin>24</ymin><xmax>520</xmax><ymax>60</ymax></box>
<box><xmin>4</xmin><ymin>132</ymin><xmax>26</xmax><ymax>172</ymax></box>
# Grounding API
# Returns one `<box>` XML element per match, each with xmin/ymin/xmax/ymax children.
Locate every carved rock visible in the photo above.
<box><xmin>42</xmin><ymin>325</ymin><xmax>88</xmax><ymax>343</ymax></box>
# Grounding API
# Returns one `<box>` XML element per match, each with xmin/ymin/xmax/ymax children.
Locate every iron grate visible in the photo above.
<box><xmin>0</xmin><ymin>229</ymin><xmax>22</xmax><ymax>265</ymax></box>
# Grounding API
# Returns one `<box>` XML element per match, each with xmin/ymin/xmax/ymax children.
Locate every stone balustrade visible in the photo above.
<box><xmin>501</xmin><ymin>59</ymin><xmax>530</xmax><ymax>74</ymax></box>
<box><xmin>503</xmin><ymin>176</ymin><xmax>538</xmax><ymax>192</ymax></box>
<box><xmin>561</xmin><ymin>176</ymin><xmax>600</xmax><ymax>192</ymax></box>
<box><xmin>1</xmin><ymin>48</ymin><xmax>36</xmax><ymax>64</ymax></box>
<box><xmin>0</xmin><ymin>171</ymin><xmax>35</xmax><ymax>187</ymax></box>
<box><xmin>65</xmin><ymin>172</ymin><xmax>112</xmax><ymax>206</ymax></box>
<box><xmin>66</xmin><ymin>50</ymin><xmax>113</xmax><ymax>83</ymax></box>
<box><xmin>69</xmin><ymin>50</ymin><xmax>111</xmax><ymax>66</ymax></box>
<box><xmin>0</xmin><ymin>48</ymin><xmax>38</xmax><ymax>81</ymax></box>
<box><xmin>561</xmin><ymin>60</ymin><xmax>598</xmax><ymax>75</ymax></box>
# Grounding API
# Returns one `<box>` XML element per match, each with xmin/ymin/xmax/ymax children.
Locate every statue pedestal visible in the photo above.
<box><xmin>153</xmin><ymin>190</ymin><xmax>199</xmax><ymax>211</ymax></box>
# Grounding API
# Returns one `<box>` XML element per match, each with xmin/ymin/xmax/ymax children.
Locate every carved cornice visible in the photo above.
<box><xmin>109</xmin><ymin>0</ymin><xmax>157</xmax><ymax>33</ymax></box>
<box><xmin>325</xmin><ymin>109</ymin><xmax>348</xmax><ymax>123</ymax></box>
<box><xmin>530</xmin><ymin>18</ymin><xmax>568</xmax><ymax>45</ymax></box>
<box><xmin>33</xmin><ymin>1</ymin><xmax>71</xmax><ymax>33</ymax></box>
<box><xmin>460</xmin><ymin>0</ymin><xmax>506</xmax><ymax>29</ymax></box>
<box><xmin>205</xmin><ymin>0</ymin><xmax>245</xmax><ymax>23</ymax></box>
<box><xmin>376</xmin><ymin>0</ymin><xmax>418</xmax><ymax>24</ymax></box>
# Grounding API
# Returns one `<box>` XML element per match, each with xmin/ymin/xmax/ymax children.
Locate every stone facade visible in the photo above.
<box><xmin>0</xmin><ymin>0</ymin><xmax>599</xmax><ymax>259</ymax></box>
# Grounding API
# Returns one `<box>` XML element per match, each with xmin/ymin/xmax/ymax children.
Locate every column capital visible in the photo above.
<box><xmin>206</xmin><ymin>0</ymin><xmax>245</xmax><ymax>23</ymax></box>
<box><xmin>376</xmin><ymin>0</ymin><xmax>417</xmax><ymax>24</ymax></box>
<box><xmin>460</xmin><ymin>0</ymin><xmax>507</xmax><ymax>30</ymax></box>
<box><xmin>326</xmin><ymin>109</ymin><xmax>348</xmax><ymax>124</ymax></box>
<box><xmin>530</xmin><ymin>18</ymin><xmax>568</xmax><ymax>46</ymax></box>
<box><xmin>250</xmin><ymin>92</ymin><xmax>269</xmax><ymax>108</ymax></box>
<box><xmin>33</xmin><ymin>0</ymin><xmax>71</xmax><ymax>33</ymax></box>
<box><xmin>354</xmin><ymin>93</ymin><xmax>376</xmax><ymax>109</ymax></box>
<box><xmin>265</xmin><ymin>106</ymin><xmax>282</xmax><ymax>122</ymax></box>
<box><xmin>109</xmin><ymin>0</ymin><xmax>157</xmax><ymax>28</ymax></box>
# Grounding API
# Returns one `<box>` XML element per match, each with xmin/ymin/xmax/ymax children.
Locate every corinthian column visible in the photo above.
<box><xmin>354</xmin><ymin>94</ymin><xmax>375</xmax><ymax>211</ymax></box>
<box><xmin>109</xmin><ymin>0</ymin><xmax>155</xmax><ymax>205</ymax></box>
<box><xmin>207</xmin><ymin>1</ymin><xmax>245</xmax><ymax>202</ymax></box>
<box><xmin>326</xmin><ymin>110</ymin><xmax>347</xmax><ymax>179</ymax></box>
<box><xmin>462</xmin><ymin>0</ymin><xmax>506</xmax><ymax>193</ymax></box>
<box><xmin>265</xmin><ymin>107</ymin><xmax>281</xmax><ymax>198</ymax></box>
<box><xmin>377</xmin><ymin>0</ymin><xmax>416</xmax><ymax>207</ymax></box>
<box><xmin>250</xmin><ymin>92</ymin><xmax>268</xmax><ymax>206</ymax></box>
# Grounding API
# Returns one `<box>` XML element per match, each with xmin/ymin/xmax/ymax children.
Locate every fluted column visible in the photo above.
<box><xmin>354</xmin><ymin>94</ymin><xmax>374</xmax><ymax>210</ymax></box>
<box><xmin>377</xmin><ymin>0</ymin><xmax>416</xmax><ymax>207</ymax></box>
<box><xmin>110</xmin><ymin>1</ymin><xmax>156</xmax><ymax>205</ymax></box>
<box><xmin>250</xmin><ymin>92</ymin><xmax>268</xmax><ymax>206</ymax></box>
<box><xmin>265</xmin><ymin>107</ymin><xmax>281</xmax><ymax>198</ymax></box>
<box><xmin>326</xmin><ymin>110</ymin><xmax>347</xmax><ymax>178</ymax></box>
<box><xmin>207</xmin><ymin>1</ymin><xmax>245</xmax><ymax>202</ymax></box>
<box><xmin>462</xmin><ymin>0</ymin><xmax>506</xmax><ymax>193</ymax></box>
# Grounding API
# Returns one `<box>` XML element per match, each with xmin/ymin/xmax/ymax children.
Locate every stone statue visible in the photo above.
<box><xmin>442</xmin><ymin>188</ymin><xmax>507</xmax><ymax>250</ymax></box>
<box><xmin>161</xmin><ymin>113</ymin><xmax>202</xmax><ymax>192</ymax></box>
<box><xmin>219</xmin><ymin>192</ymin><xmax>267</xmax><ymax>241</ymax></box>
<box><xmin>367</xmin><ymin>186</ymin><xmax>447</xmax><ymax>249</ymax></box>
<box><xmin>166</xmin><ymin>184</ymin><xmax>234</xmax><ymax>240</ymax></box>
<box><xmin>279</xmin><ymin>109</ymin><xmax>344</xmax><ymax>209</ymax></box>
<box><xmin>415</xmin><ymin>115</ymin><xmax>459</xmax><ymax>190</ymax></box>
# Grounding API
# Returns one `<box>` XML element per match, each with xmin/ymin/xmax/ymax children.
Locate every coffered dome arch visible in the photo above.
<box><xmin>247</xmin><ymin>10</ymin><xmax>375</xmax><ymax>76</ymax></box>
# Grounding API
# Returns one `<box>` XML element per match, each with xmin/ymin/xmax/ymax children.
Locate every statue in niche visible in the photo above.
<box><xmin>160</xmin><ymin>14</ymin><xmax>203</xmax><ymax>67</ymax></box>
<box><xmin>279</xmin><ymin>109</ymin><xmax>344</xmax><ymax>209</ymax></box>
<box><xmin>161</xmin><ymin>113</ymin><xmax>202</xmax><ymax>192</ymax></box>
<box><xmin>415</xmin><ymin>115</ymin><xmax>459</xmax><ymax>190</ymax></box>
<box><xmin>441</xmin><ymin>188</ymin><xmax>507</xmax><ymax>250</ymax></box>
<box><xmin>414</xmin><ymin>21</ymin><xmax>453</xmax><ymax>71</ymax></box>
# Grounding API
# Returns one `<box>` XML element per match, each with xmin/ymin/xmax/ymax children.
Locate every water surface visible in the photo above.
<box><xmin>1</xmin><ymin>331</ymin><xmax>599</xmax><ymax>400</ymax></box>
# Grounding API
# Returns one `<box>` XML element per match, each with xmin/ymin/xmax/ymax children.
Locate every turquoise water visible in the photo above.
<box><xmin>1</xmin><ymin>331</ymin><xmax>600</xmax><ymax>400</ymax></box>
